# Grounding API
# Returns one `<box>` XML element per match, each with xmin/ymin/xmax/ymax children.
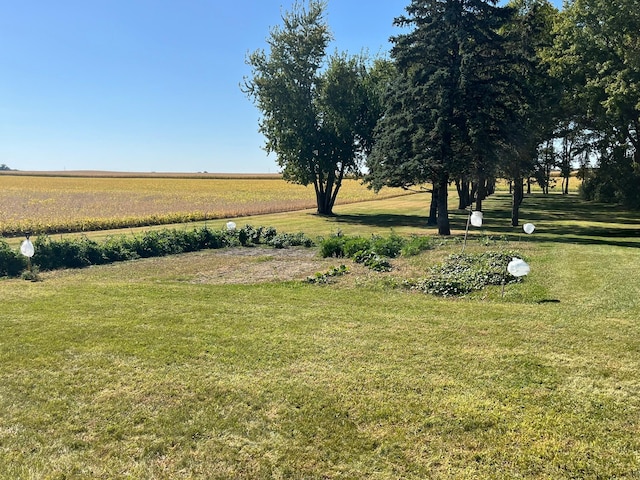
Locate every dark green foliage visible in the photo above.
<box><xmin>343</xmin><ymin>237</ymin><xmax>371</xmax><ymax>257</ymax></box>
<box><xmin>413</xmin><ymin>251</ymin><xmax>524</xmax><ymax>296</ymax></box>
<box><xmin>549</xmin><ymin>0</ymin><xmax>639</xmax><ymax>209</ymax></box>
<box><xmin>370</xmin><ymin>232</ymin><xmax>405</xmax><ymax>258</ymax></box>
<box><xmin>243</xmin><ymin>1</ymin><xmax>385</xmax><ymax>215</ymax></box>
<box><xmin>33</xmin><ymin>236</ymin><xmax>100</xmax><ymax>270</ymax></box>
<box><xmin>0</xmin><ymin>239</ymin><xmax>27</xmax><ymax>277</ymax></box>
<box><xmin>580</xmin><ymin>156</ymin><xmax>640</xmax><ymax>209</ymax></box>
<box><xmin>101</xmin><ymin>236</ymin><xmax>140</xmax><ymax>262</ymax></box>
<box><xmin>268</xmin><ymin>232</ymin><xmax>314</xmax><ymax>249</ymax></box>
<box><xmin>238</xmin><ymin>224</ymin><xmax>264</xmax><ymax>246</ymax></box>
<box><xmin>368</xmin><ymin>0</ymin><xmax>515</xmax><ymax>234</ymax></box>
<box><xmin>353</xmin><ymin>251</ymin><xmax>392</xmax><ymax>272</ymax></box>
<box><xmin>318</xmin><ymin>233</ymin><xmax>402</xmax><ymax>272</ymax></box>
<box><xmin>400</xmin><ymin>235</ymin><xmax>434</xmax><ymax>257</ymax></box>
<box><xmin>318</xmin><ymin>235</ymin><xmax>348</xmax><ymax>258</ymax></box>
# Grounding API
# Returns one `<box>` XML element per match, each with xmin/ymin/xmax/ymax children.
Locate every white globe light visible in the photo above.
<box><xmin>507</xmin><ymin>257</ymin><xmax>530</xmax><ymax>277</ymax></box>
<box><xmin>20</xmin><ymin>239</ymin><xmax>35</xmax><ymax>258</ymax></box>
<box><xmin>470</xmin><ymin>211</ymin><xmax>483</xmax><ymax>227</ymax></box>
<box><xmin>523</xmin><ymin>223</ymin><xmax>535</xmax><ymax>234</ymax></box>
<box><xmin>226</xmin><ymin>221</ymin><xmax>236</xmax><ymax>231</ymax></box>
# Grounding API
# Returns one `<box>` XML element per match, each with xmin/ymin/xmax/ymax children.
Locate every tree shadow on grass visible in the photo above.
<box><xmin>333</xmin><ymin>193</ymin><xmax>640</xmax><ymax>249</ymax></box>
<box><xmin>332</xmin><ymin>213</ymin><xmax>433</xmax><ymax>230</ymax></box>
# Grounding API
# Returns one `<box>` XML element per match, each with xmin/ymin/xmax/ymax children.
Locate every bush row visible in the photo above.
<box><xmin>318</xmin><ymin>232</ymin><xmax>434</xmax><ymax>272</ymax></box>
<box><xmin>0</xmin><ymin>224</ymin><xmax>314</xmax><ymax>278</ymax></box>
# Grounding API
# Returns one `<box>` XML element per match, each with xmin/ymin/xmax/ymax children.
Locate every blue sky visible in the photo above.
<box><xmin>0</xmin><ymin>0</ymin><xmax>562</xmax><ymax>173</ymax></box>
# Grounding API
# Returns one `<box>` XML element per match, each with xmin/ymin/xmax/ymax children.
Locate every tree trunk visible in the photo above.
<box><xmin>455</xmin><ymin>178</ymin><xmax>470</xmax><ymax>210</ymax></box>
<box><xmin>315</xmin><ymin>170</ymin><xmax>340</xmax><ymax>216</ymax></box>
<box><xmin>511</xmin><ymin>177</ymin><xmax>523</xmax><ymax>226</ymax></box>
<box><xmin>427</xmin><ymin>188</ymin><xmax>438</xmax><ymax>226</ymax></box>
<box><xmin>436</xmin><ymin>178</ymin><xmax>451</xmax><ymax>235</ymax></box>
<box><xmin>475</xmin><ymin>177</ymin><xmax>486</xmax><ymax>211</ymax></box>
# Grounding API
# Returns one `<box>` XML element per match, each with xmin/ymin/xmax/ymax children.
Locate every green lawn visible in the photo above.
<box><xmin>1</xmin><ymin>193</ymin><xmax>640</xmax><ymax>479</ymax></box>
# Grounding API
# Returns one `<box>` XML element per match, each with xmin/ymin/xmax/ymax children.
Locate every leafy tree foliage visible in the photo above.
<box><xmin>549</xmin><ymin>0</ymin><xmax>640</xmax><ymax>207</ymax></box>
<box><xmin>367</xmin><ymin>0</ymin><xmax>515</xmax><ymax>235</ymax></box>
<box><xmin>499</xmin><ymin>0</ymin><xmax>560</xmax><ymax>225</ymax></box>
<box><xmin>243</xmin><ymin>0</ymin><xmax>383</xmax><ymax>215</ymax></box>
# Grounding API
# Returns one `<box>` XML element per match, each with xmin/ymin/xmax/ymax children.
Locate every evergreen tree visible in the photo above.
<box><xmin>367</xmin><ymin>0</ymin><xmax>513</xmax><ymax>235</ymax></box>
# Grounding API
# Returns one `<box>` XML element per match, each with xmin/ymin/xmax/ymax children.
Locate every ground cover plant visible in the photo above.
<box><xmin>1</xmin><ymin>192</ymin><xmax>640</xmax><ymax>478</ymax></box>
<box><xmin>0</xmin><ymin>173</ymin><xmax>410</xmax><ymax>236</ymax></box>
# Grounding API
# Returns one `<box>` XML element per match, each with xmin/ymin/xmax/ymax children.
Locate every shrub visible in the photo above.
<box><xmin>268</xmin><ymin>232</ymin><xmax>314</xmax><ymax>249</ymax></box>
<box><xmin>33</xmin><ymin>237</ymin><xmax>94</xmax><ymax>270</ymax></box>
<box><xmin>370</xmin><ymin>232</ymin><xmax>406</xmax><ymax>258</ymax></box>
<box><xmin>401</xmin><ymin>235</ymin><xmax>433</xmax><ymax>257</ymax></box>
<box><xmin>319</xmin><ymin>236</ymin><xmax>347</xmax><ymax>257</ymax></box>
<box><xmin>196</xmin><ymin>226</ymin><xmax>227</xmax><ymax>249</ymax></box>
<box><xmin>353</xmin><ymin>251</ymin><xmax>392</xmax><ymax>272</ymax></box>
<box><xmin>102</xmin><ymin>235</ymin><xmax>139</xmax><ymax>262</ymax></box>
<box><xmin>343</xmin><ymin>237</ymin><xmax>371</xmax><ymax>257</ymax></box>
<box><xmin>0</xmin><ymin>239</ymin><xmax>26</xmax><ymax>277</ymax></box>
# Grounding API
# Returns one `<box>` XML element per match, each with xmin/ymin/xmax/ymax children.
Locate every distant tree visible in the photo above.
<box><xmin>243</xmin><ymin>0</ymin><xmax>384</xmax><ymax>215</ymax></box>
<box><xmin>549</xmin><ymin>0</ymin><xmax>640</xmax><ymax>207</ymax></box>
<box><xmin>0</xmin><ymin>164</ymin><xmax>11</xmax><ymax>171</ymax></box>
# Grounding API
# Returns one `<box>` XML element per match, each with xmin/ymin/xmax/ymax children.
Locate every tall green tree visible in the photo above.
<box><xmin>243</xmin><ymin>0</ymin><xmax>383</xmax><ymax>215</ymax></box>
<box><xmin>367</xmin><ymin>0</ymin><xmax>513</xmax><ymax>235</ymax></box>
<box><xmin>500</xmin><ymin>0</ymin><xmax>560</xmax><ymax>225</ymax></box>
<box><xmin>549</xmin><ymin>0</ymin><xmax>640</xmax><ymax>207</ymax></box>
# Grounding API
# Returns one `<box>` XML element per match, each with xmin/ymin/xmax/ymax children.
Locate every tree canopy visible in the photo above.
<box><xmin>243</xmin><ymin>0</ymin><xmax>385</xmax><ymax>215</ymax></box>
<box><xmin>367</xmin><ymin>0</ymin><xmax>516</xmax><ymax>234</ymax></box>
<box><xmin>548</xmin><ymin>0</ymin><xmax>640</xmax><ymax>207</ymax></box>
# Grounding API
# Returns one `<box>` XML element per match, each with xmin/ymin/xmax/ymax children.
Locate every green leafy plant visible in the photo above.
<box><xmin>353</xmin><ymin>251</ymin><xmax>392</xmax><ymax>272</ymax></box>
<box><xmin>0</xmin><ymin>239</ymin><xmax>27</xmax><ymax>277</ymax></box>
<box><xmin>413</xmin><ymin>250</ymin><xmax>524</xmax><ymax>296</ymax></box>
<box><xmin>268</xmin><ymin>232</ymin><xmax>314</xmax><ymax>249</ymax></box>
<box><xmin>370</xmin><ymin>232</ymin><xmax>406</xmax><ymax>258</ymax></box>
<box><xmin>400</xmin><ymin>235</ymin><xmax>434</xmax><ymax>257</ymax></box>
<box><xmin>0</xmin><ymin>225</ymin><xmax>313</xmax><ymax>277</ymax></box>
<box><xmin>305</xmin><ymin>264</ymin><xmax>349</xmax><ymax>284</ymax></box>
<box><xmin>318</xmin><ymin>235</ymin><xmax>347</xmax><ymax>258</ymax></box>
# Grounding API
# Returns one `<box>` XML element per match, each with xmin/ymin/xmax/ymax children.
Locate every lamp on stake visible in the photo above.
<box><xmin>20</xmin><ymin>234</ymin><xmax>35</xmax><ymax>272</ymax></box>
<box><xmin>462</xmin><ymin>209</ymin><xmax>483</xmax><ymax>253</ymax></box>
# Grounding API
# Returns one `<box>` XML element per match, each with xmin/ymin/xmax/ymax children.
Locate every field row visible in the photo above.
<box><xmin>0</xmin><ymin>175</ymin><xmax>410</xmax><ymax>237</ymax></box>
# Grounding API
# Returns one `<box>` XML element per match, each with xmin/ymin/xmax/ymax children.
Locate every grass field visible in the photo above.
<box><xmin>0</xmin><ymin>173</ymin><xmax>411</xmax><ymax>237</ymax></box>
<box><xmin>1</xmin><ymin>190</ymin><xmax>639</xmax><ymax>479</ymax></box>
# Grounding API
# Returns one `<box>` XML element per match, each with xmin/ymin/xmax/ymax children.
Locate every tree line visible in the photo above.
<box><xmin>243</xmin><ymin>0</ymin><xmax>640</xmax><ymax>235</ymax></box>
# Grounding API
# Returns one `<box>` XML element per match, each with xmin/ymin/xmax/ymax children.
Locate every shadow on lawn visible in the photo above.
<box><xmin>332</xmin><ymin>212</ymin><xmax>432</xmax><ymax>230</ymax></box>
<box><xmin>335</xmin><ymin>193</ymin><xmax>640</xmax><ymax>249</ymax></box>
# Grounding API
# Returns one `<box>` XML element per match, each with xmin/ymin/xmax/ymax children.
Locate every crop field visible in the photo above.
<box><xmin>0</xmin><ymin>173</ymin><xmax>411</xmax><ymax>237</ymax></box>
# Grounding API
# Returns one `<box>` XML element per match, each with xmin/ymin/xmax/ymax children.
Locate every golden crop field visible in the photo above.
<box><xmin>0</xmin><ymin>173</ymin><xmax>412</xmax><ymax>236</ymax></box>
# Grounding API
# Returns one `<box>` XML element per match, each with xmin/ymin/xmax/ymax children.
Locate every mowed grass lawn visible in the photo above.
<box><xmin>1</xmin><ymin>193</ymin><xmax>640</xmax><ymax>478</ymax></box>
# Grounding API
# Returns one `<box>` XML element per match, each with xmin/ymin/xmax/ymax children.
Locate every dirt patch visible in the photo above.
<box><xmin>191</xmin><ymin>247</ymin><xmax>346</xmax><ymax>284</ymax></box>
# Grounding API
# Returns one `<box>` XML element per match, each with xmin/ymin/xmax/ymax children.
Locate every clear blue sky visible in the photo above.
<box><xmin>0</xmin><ymin>0</ymin><xmax>562</xmax><ymax>173</ymax></box>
